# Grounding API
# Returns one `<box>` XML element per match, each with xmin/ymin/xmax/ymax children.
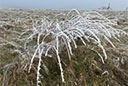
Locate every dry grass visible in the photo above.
<box><xmin>0</xmin><ymin>9</ymin><xmax>128</xmax><ymax>86</ymax></box>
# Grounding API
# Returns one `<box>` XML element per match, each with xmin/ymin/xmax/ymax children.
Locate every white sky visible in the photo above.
<box><xmin>0</xmin><ymin>0</ymin><xmax>128</xmax><ymax>10</ymax></box>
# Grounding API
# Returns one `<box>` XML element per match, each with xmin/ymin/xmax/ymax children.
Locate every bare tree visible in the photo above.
<box><xmin>126</xmin><ymin>7</ymin><xmax>128</xmax><ymax>11</ymax></box>
<box><xmin>98</xmin><ymin>3</ymin><xmax>112</xmax><ymax>10</ymax></box>
<box><xmin>107</xmin><ymin>3</ymin><xmax>112</xmax><ymax>10</ymax></box>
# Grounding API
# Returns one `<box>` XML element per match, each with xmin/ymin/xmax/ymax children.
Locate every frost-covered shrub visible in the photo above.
<box><xmin>21</xmin><ymin>9</ymin><xmax>128</xmax><ymax>86</ymax></box>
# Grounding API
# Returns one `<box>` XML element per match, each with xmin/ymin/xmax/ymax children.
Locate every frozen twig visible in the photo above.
<box><xmin>22</xmin><ymin>9</ymin><xmax>128</xmax><ymax>85</ymax></box>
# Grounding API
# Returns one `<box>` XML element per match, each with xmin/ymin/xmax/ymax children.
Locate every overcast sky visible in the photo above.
<box><xmin>0</xmin><ymin>0</ymin><xmax>128</xmax><ymax>10</ymax></box>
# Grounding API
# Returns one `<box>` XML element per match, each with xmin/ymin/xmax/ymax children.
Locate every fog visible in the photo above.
<box><xmin>0</xmin><ymin>0</ymin><xmax>128</xmax><ymax>10</ymax></box>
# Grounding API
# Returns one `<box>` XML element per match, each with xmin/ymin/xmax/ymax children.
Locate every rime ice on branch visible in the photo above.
<box><xmin>21</xmin><ymin>9</ymin><xmax>128</xmax><ymax>86</ymax></box>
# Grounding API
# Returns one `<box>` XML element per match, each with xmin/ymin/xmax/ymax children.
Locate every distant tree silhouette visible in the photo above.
<box><xmin>107</xmin><ymin>3</ymin><xmax>112</xmax><ymax>10</ymax></box>
<box><xmin>126</xmin><ymin>7</ymin><xmax>128</xmax><ymax>11</ymax></box>
<box><xmin>98</xmin><ymin>3</ymin><xmax>112</xmax><ymax>10</ymax></box>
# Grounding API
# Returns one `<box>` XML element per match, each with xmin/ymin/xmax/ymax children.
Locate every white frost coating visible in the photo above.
<box><xmin>56</xmin><ymin>35</ymin><xmax>65</xmax><ymax>82</ymax></box>
<box><xmin>95</xmin><ymin>50</ymin><xmax>105</xmax><ymax>64</ymax></box>
<box><xmin>98</xmin><ymin>44</ymin><xmax>107</xmax><ymax>60</ymax></box>
<box><xmin>28</xmin><ymin>45</ymin><xmax>40</xmax><ymax>73</ymax></box>
<box><xmin>56</xmin><ymin>49</ymin><xmax>65</xmax><ymax>82</ymax></box>
<box><xmin>104</xmin><ymin>35</ymin><xmax>116</xmax><ymax>48</ymax></box>
<box><xmin>21</xmin><ymin>9</ymin><xmax>128</xmax><ymax>86</ymax></box>
<box><xmin>61</xmin><ymin>36</ymin><xmax>72</xmax><ymax>60</ymax></box>
<box><xmin>36</xmin><ymin>46</ymin><xmax>42</xmax><ymax>86</ymax></box>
